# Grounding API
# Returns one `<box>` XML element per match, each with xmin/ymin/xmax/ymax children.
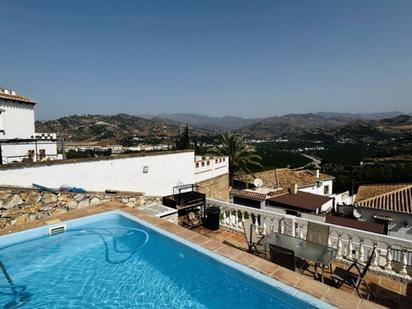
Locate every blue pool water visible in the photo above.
<box><xmin>0</xmin><ymin>212</ymin><xmax>332</xmax><ymax>308</ymax></box>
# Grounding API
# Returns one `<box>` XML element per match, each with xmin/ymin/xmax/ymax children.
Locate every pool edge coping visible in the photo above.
<box><xmin>0</xmin><ymin>204</ymin><xmax>387</xmax><ymax>309</ymax></box>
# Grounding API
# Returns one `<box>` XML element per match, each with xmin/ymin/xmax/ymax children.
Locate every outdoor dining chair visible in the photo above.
<box><xmin>306</xmin><ymin>222</ymin><xmax>333</xmax><ymax>274</ymax></box>
<box><xmin>331</xmin><ymin>247</ymin><xmax>376</xmax><ymax>300</ymax></box>
<box><xmin>269</xmin><ymin>244</ymin><xmax>307</xmax><ymax>273</ymax></box>
<box><xmin>242</xmin><ymin>219</ymin><xmax>266</xmax><ymax>257</ymax></box>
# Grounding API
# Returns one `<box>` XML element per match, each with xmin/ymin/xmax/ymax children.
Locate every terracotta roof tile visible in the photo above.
<box><xmin>230</xmin><ymin>189</ymin><xmax>267</xmax><ymax>201</ymax></box>
<box><xmin>237</xmin><ymin>168</ymin><xmax>334</xmax><ymax>190</ymax></box>
<box><xmin>0</xmin><ymin>92</ymin><xmax>36</xmax><ymax>104</ymax></box>
<box><xmin>355</xmin><ymin>183</ymin><xmax>412</xmax><ymax>214</ymax></box>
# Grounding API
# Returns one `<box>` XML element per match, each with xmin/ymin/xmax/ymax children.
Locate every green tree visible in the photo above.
<box><xmin>209</xmin><ymin>132</ymin><xmax>262</xmax><ymax>186</ymax></box>
<box><xmin>175</xmin><ymin>124</ymin><xmax>191</xmax><ymax>150</ymax></box>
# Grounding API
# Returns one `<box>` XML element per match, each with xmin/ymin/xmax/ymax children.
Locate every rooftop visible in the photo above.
<box><xmin>0</xmin><ymin>149</ymin><xmax>194</xmax><ymax>170</ymax></box>
<box><xmin>0</xmin><ymin>87</ymin><xmax>36</xmax><ymax>104</ymax></box>
<box><xmin>355</xmin><ymin>183</ymin><xmax>412</xmax><ymax>214</ymax></box>
<box><xmin>325</xmin><ymin>215</ymin><xmax>385</xmax><ymax>234</ymax></box>
<box><xmin>266</xmin><ymin>191</ymin><xmax>332</xmax><ymax>212</ymax></box>
<box><xmin>238</xmin><ymin>168</ymin><xmax>334</xmax><ymax>190</ymax></box>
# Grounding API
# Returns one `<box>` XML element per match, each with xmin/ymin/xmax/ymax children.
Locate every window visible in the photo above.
<box><xmin>196</xmin><ymin>162</ymin><xmax>199</xmax><ymax>168</ymax></box>
<box><xmin>324</xmin><ymin>185</ymin><xmax>330</xmax><ymax>195</ymax></box>
<box><xmin>143</xmin><ymin>166</ymin><xmax>149</xmax><ymax>173</ymax></box>
<box><xmin>206</xmin><ymin>161</ymin><xmax>210</xmax><ymax>166</ymax></box>
<box><xmin>27</xmin><ymin>150</ymin><xmax>34</xmax><ymax>161</ymax></box>
<box><xmin>201</xmin><ymin>162</ymin><xmax>205</xmax><ymax>167</ymax></box>
<box><xmin>39</xmin><ymin>149</ymin><xmax>46</xmax><ymax>160</ymax></box>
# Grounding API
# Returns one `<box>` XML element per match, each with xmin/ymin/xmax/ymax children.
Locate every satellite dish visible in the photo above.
<box><xmin>353</xmin><ymin>208</ymin><xmax>362</xmax><ymax>219</ymax></box>
<box><xmin>254</xmin><ymin>178</ymin><xmax>264</xmax><ymax>188</ymax></box>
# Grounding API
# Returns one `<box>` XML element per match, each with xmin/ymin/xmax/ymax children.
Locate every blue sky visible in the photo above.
<box><xmin>1</xmin><ymin>0</ymin><xmax>411</xmax><ymax>120</ymax></box>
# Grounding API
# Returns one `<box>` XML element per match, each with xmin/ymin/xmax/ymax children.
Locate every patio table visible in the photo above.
<box><xmin>263</xmin><ymin>232</ymin><xmax>337</xmax><ymax>282</ymax></box>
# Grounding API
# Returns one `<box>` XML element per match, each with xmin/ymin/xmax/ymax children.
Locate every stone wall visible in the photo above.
<box><xmin>0</xmin><ymin>187</ymin><xmax>161</xmax><ymax>229</ymax></box>
<box><xmin>196</xmin><ymin>173</ymin><xmax>229</xmax><ymax>202</ymax></box>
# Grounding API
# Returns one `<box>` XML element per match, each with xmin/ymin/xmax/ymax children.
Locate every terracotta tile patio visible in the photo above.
<box><xmin>0</xmin><ymin>203</ymin><xmax>404</xmax><ymax>309</ymax></box>
<box><xmin>193</xmin><ymin>226</ymin><xmax>412</xmax><ymax>309</ymax></box>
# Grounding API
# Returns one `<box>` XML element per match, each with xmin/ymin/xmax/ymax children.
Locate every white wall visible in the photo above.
<box><xmin>194</xmin><ymin>156</ymin><xmax>229</xmax><ymax>183</ymax></box>
<box><xmin>1</xmin><ymin>141</ymin><xmax>58</xmax><ymax>163</ymax></box>
<box><xmin>0</xmin><ymin>100</ymin><xmax>35</xmax><ymax>139</ymax></box>
<box><xmin>299</xmin><ymin>179</ymin><xmax>333</xmax><ymax>196</ymax></box>
<box><xmin>0</xmin><ymin>151</ymin><xmax>195</xmax><ymax>196</ymax></box>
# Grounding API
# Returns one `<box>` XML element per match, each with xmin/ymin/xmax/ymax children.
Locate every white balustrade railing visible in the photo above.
<box><xmin>206</xmin><ymin>198</ymin><xmax>412</xmax><ymax>282</ymax></box>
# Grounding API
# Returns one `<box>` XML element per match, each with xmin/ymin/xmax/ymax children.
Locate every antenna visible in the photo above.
<box><xmin>254</xmin><ymin>178</ymin><xmax>264</xmax><ymax>188</ymax></box>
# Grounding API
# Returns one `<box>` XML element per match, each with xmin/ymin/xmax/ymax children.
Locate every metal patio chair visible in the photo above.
<box><xmin>242</xmin><ymin>219</ymin><xmax>266</xmax><ymax>257</ymax></box>
<box><xmin>331</xmin><ymin>247</ymin><xmax>376</xmax><ymax>300</ymax></box>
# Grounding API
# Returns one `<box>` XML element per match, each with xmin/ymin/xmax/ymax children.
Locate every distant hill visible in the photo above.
<box><xmin>315</xmin><ymin>111</ymin><xmax>407</xmax><ymax>121</ymax></box>
<box><xmin>237</xmin><ymin>113</ymin><xmax>349</xmax><ymax>138</ymax></box>
<box><xmin>142</xmin><ymin>113</ymin><xmax>261</xmax><ymax>132</ymax></box>
<box><xmin>376</xmin><ymin>115</ymin><xmax>412</xmax><ymax>130</ymax></box>
<box><xmin>238</xmin><ymin>113</ymin><xmax>412</xmax><ymax>139</ymax></box>
<box><xmin>36</xmin><ymin>112</ymin><xmax>411</xmax><ymax>142</ymax></box>
<box><xmin>35</xmin><ymin>114</ymin><xmax>180</xmax><ymax>142</ymax></box>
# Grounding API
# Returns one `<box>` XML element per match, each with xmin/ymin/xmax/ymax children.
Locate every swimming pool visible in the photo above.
<box><xmin>0</xmin><ymin>211</ymin><xmax>333</xmax><ymax>308</ymax></box>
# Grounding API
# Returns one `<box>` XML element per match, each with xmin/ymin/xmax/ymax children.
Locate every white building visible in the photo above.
<box><xmin>354</xmin><ymin>183</ymin><xmax>412</xmax><ymax>239</ymax></box>
<box><xmin>0</xmin><ymin>87</ymin><xmax>59</xmax><ymax>164</ymax></box>
<box><xmin>230</xmin><ymin>168</ymin><xmax>335</xmax><ymax>216</ymax></box>
<box><xmin>235</xmin><ymin>168</ymin><xmax>334</xmax><ymax>197</ymax></box>
<box><xmin>194</xmin><ymin>155</ymin><xmax>228</xmax><ymax>183</ymax></box>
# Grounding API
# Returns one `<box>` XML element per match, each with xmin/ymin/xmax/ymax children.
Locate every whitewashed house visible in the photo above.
<box><xmin>354</xmin><ymin>183</ymin><xmax>412</xmax><ymax>239</ymax></box>
<box><xmin>235</xmin><ymin>168</ymin><xmax>334</xmax><ymax>197</ymax></box>
<box><xmin>0</xmin><ymin>87</ymin><xmax>59</xmax><ymax>164</ymax></box>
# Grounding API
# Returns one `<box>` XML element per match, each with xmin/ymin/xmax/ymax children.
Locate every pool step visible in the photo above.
<box><xmin>48</xmin><ymin>224</ymin><xmax>67</xmax><ymax>236</ymax></box>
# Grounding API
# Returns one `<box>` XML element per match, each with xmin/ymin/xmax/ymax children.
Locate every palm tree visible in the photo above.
<box><xmin>209</xmin><ymin>132</ymin><xmax>262</xmax><ymax>186</ymax></box>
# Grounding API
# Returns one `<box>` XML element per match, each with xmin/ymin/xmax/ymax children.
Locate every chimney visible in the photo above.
<box><xmin>316</xmin><ymin>169</ymin><xmax>320</xmax><ymax>178</ymax></box>
<box><xmin>290</xmin><ymin>183</ymin><xmax>298</xmax><ymax>194</ymax></box>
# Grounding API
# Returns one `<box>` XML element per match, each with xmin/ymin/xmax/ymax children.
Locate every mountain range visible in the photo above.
<box><xmin>35</xmin><ymin>112</ymin><xmax>412</xmax><ymax>142</ymax></box>
<box><xmin>35</xmin><ymin>114</ymin><xmax>180</xmax><ymax>142</ymax></box>
<box><xmin>142</xmin><ymin>113</ymin><xmax>260</xmax><ymax>132</ymax></box>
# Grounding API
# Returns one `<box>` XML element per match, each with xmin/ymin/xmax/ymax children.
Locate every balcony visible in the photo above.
<box><xmin>200</xmin><ymin>198</ymin><xmax>412</xmax><ymax>308</ymax></box>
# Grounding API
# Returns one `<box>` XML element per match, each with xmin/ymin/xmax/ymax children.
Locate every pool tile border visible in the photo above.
<box><xmin>0</xmin><ymin>203</ymin><xmax>387</xmax><ymax>309</ymax></box>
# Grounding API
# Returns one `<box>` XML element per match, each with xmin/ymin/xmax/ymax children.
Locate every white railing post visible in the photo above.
<box><xmin>385</xmin><ymin>246</ymin><xmax>393</xmax><ymax>271</ymax></box>
<box><xmin>230</xmin><ymin>209</ymin><xmax>236</xmax><ymax>227</ymax></box>
<box><xmin>336</xmin><ymin>234</ymin><xmax>343</xmax><ymax>259</ymax></box>
<box><xmin>400</xmin><ymin>249</ymin><xmax>408</xmax><ymax>276</ymax></box>
<box><xmin>238</xmin><ymin>211</ymin><xmax>245</xmax><ymax>229</ymax></box>
<box><xmin>358</xmin><ymin>238</ymin><xmax>365</xmax><ymax>263</ymax></box>
<box><xmin>371</xmin><ymin>242</ymin><xmax>379</xmax><ymax>268</ymax></box>
<box><xmin>262</xmin><ymin>216</ymin><xmax>267</xmax><ymax>236</ymax></box>
<box><xmin>346</xmin><ymin>237</ymin><xmax>354</xmax><ymax>259</ymax></box>
<box><xmin>254</xmin><ymin>216</ymin><xmax>259</xmax><ymax>234</ymax></box>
